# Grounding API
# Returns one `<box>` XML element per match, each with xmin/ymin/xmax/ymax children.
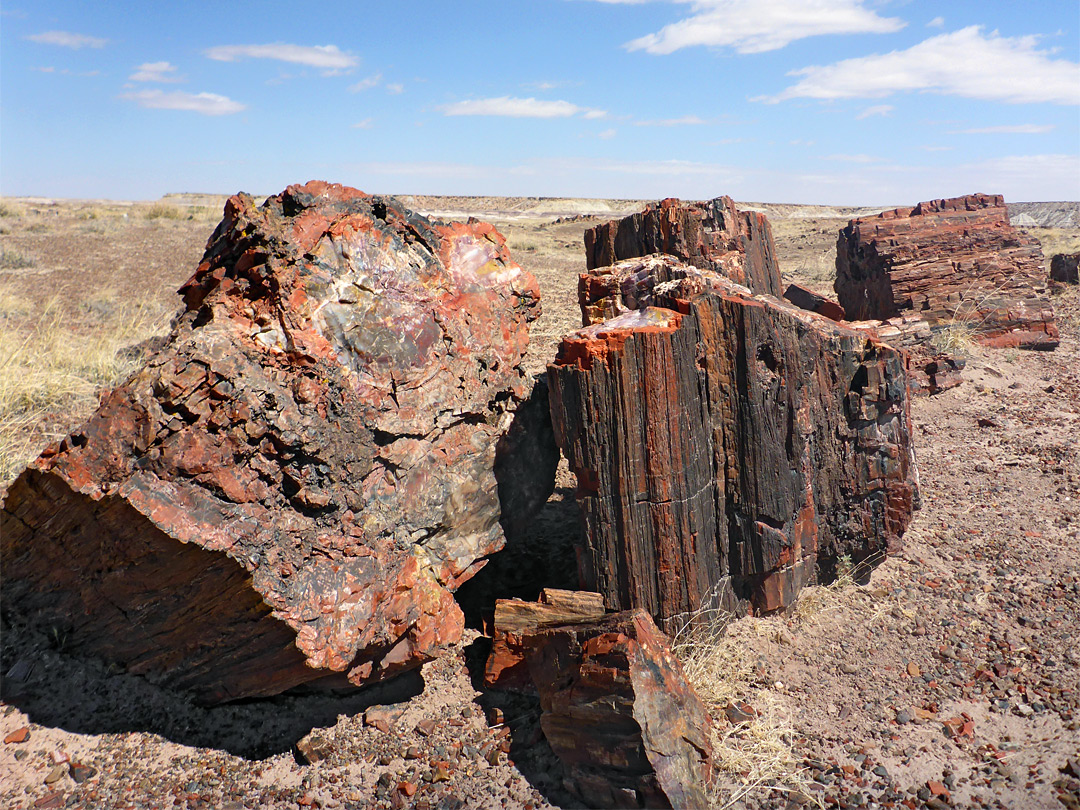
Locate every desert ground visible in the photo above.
<box><xmin>1</xmin><ymin>192</ymin><xmax>1079</xmax><ymax>810</ymax></box>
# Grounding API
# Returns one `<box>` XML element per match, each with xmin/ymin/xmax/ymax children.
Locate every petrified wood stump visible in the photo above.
<box><xmin>835</xmin><ymin>193</ymin><xmax>1058</xmax><ymax>349</ymax></box>
<box><xmin>1</xmin><ymin>181</ymin><xmax>542</xmax><ymax>703</ymax></box>
<box><xmin>549</xmin><ymin>256</ymin><xmax>918</xmax><ymax>621</ymax></box>
<box><xmin>584</xmin><ymin>197</ymin><xmax>783</xmax><ymax>297</ymax></box>
<box><xmin>525</xmin><ymin>609</ymin><xmax>713</xmax><ymax>810</ymax></box>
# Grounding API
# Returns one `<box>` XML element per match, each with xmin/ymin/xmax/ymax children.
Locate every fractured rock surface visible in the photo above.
<box><xmin>835</xmin><ymin>193</ymin><xmax>1058</xmax><ymax>349</ymax></box>
<box><xmin>584</xmin><ymin>197</ymin><xmax>783</xmax><ymax>297</ymax></box>
<box><xmin>525</xmin><ymin>609</ymin><xmax>714</xmax><ymax>810</ymax></box>
<box><xmin>549</xmin><ymin>255</ymin><xmax>918</xmax><ymax>621</ymax></box>
<box><xmin>1</xmin><ymin>181</ymin><xmax>541</xmax><ymax>703</ymax></box>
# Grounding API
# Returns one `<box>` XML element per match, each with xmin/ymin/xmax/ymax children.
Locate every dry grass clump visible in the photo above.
<box><xmin>144</xmin><ymin>203</ymin><xmax>185</xmax><ymax>221</ymax></box>
<box><xmin>670</xmin><ymin>599</ymin><xmax>816</xmax><ymax>809</ymax></box>
<box><xmin>1028</xmin><ymin>227</ymin><xmax>1080</xmax><ymax>258</ymax></box>
<box><xmin>0</xmin><ymin>247</ymin><xmax>36</xmax><ymax>270</ymax></box>
<box><xmin>0</xmin><ymin>286</ymin><xmax>172</xmax><ymax>482</ymax></box>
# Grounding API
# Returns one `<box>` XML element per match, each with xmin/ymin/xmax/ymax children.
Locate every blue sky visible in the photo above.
<box><xmin>2</xmin><ymin>0</ymin><xmax>1078</xmax><ymax>204</ymax></box>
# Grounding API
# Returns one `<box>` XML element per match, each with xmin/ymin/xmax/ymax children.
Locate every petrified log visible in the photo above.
<box><xmin>1050</xmin><ymin>252</ymin><xmax>1079</xmax><ymax>284</ymax></box>
<box><xmin>835</xmin><ymin>193</ymin><xmax>1058</xmax><ymax>349</ymax></box>
<box><xmin>549</xmin><ymin>256</ymin><xmax>917</xmax><ymax>620</ymax></box>
<box><xmin>484</xmin><ymin>589</ymin><xmax>605</xmax><ymax>691</ymax></box>
<box><xmin>0</xmin><ymin>181</ymin><xmax>542</xmax><ymax>703</ymax></box>
<box><xmin>584</xmin><ymin>197</ymin><xmax>783</xmax><ymax>297</ymax></box>
<box><xmin>783</xmin><ymin>282</ymin><xmax>846</xmax><ymax>321</ymax></box>
<box><xmin>525</xmin><ymin>609</ymin><xmax>713</xmax><ymax>810</ymax></box>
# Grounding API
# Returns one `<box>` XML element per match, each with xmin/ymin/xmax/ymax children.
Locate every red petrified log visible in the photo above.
<box><xmin>0</xmin><ymin>181</ymin><xmax>541</xmax><ymax>703</ymax></box>
<box><xmin>483</xmin><ymin>589</ymin><xmax>605</xmax><ymax>692</ymax></box>
<box><xmin>525</xmin><ymin>609</ymin><xmax>714</xmax><ymax>810</ymax></box>
<box><xmin>584</xmin><ymin>197</ymin><xmax>783</xmax><ymax>297</ymax></box>
<box><xmin>549</xmin><ymin>256</ymin><xmax>917</xmax><ymax>620</ymax></box>
<box><xmin>835</xmin><ymin>193</ymin><xmax>1058</xmax><ymax>349</ymax></box>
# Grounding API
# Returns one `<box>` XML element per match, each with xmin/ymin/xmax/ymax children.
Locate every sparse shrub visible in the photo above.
<box><xmin>0</xmin><ymin>202</ymin><xmax>20</xmax><ymax>218</ymax></box>
<box><xmin>0</xmin><ymin>248</ymin><xmax>36</xmax><ymax>269</ymax></box>
<box><xmin>144</xmin><ymin>203</ymin><xmax>184</xmax><ymax>221</ymax></box>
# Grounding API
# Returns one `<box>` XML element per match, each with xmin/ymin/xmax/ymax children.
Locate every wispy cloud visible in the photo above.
<box><xmin>763</xmin><ymin>26</ymin><xmax>1080</xmax><ymax>105</ymax></box>
<box><xmin>440</xmin><ymin>96</ymin><xmax>603</xmax><ymax>118</ymax></box>
<box><xmin>856</xmin><ymin>104</ymin><xmax>893</xmax><ymax>119</ymax></box>
<box><xmin>26</xmin><ymin>30</ymin><xmax>107</xmax><ymax>49</ymax></box>
<box><xmin>349</xmin><ymin>73</ymin><xmax>381</xmax><ymax>92</ymax></box>
<box><xmin>634</xmin><ymin>115</ymin><xmax>707</xmax><ymax>126</ymax></box>
<box><xmin>597</xmin><ymin>0</ymin><xmax>904</xmax><ymax>55</ymax></box>
<box><xmin>204</xmin><ymin>43</ymin><xmax>357</xmax><ymax>71</ymax></box>
<box><xmin>129</xmin><ymin>61</ymin><xmax>182</xmax><ymax>83</ymax></box>
<box><xmin>386</xmin><ymin>82</ymin><xmax>404</xmax><ymax>95</ymax></box>
<box><xmin>927</xmin><ymin>16</ymin><xmax>945</xmax><ymax>28</ymax></box>
<box><xmin>598</xmin><ymin>128</ymin><xmax>617</xmax><ymax>139</ymax></box>
<box><xmin>352</xmin><ymin>118</ymin><xmax>374</xmax><ymax>129</ymax></box>
<box><xmin>950</xmin><ymin>124</ymin><xmax>1055</xmax><ymax>134</ymax></box>
<box><xmin>821</xmin><ymin>153</ymin><xmax>884</xmax><ymax>163</ymax></box>
<box><xmin>121</xmin><ymin>89</ymin><xmax>246</xmax><ymax>115</ymax></box>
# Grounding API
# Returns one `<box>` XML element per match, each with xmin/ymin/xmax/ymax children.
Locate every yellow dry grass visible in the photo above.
<box><xmin>0</xmin><ymin>286</ymin><xmax>172</xmax><ymax>482</ymax></box>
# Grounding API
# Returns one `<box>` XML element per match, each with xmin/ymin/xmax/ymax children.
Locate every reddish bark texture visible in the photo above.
<box><xmin>525</xmin><ymin>609</ymin><xmax>714</xmax><ymax>810</ymax></box>
<box><xmin>1</xmin><ymin>181</ymin><xmax>541</xmax><ymax>703</ymax></box>
<box><xmin>584</xmin><ymin>197</ymin><xmax>783</xmax><ymax>297</ymax></box>
<box><xmin>783</xmin><ymin>282</ymin><xmax>846</xmax><ymax>321</ymax></box>
<box><xmin>835</xmin><ymin>193</ymin><xmax>1058</xmax><ymax>349</ymax></box>
<box><xmin>549</xmin><ymin>256</ymin><xmax>918</xmax><ymax>621</ymax></box>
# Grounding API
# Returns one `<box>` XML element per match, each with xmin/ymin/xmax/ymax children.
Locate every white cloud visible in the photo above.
<box><xmin>634</xmin><ymin>115</ymin><xmax>707</xmax><ymax>126</ymax></box>
<box><xmin>204</xmin><ymin>43</ymin><xmax>357</xmax><ymax>70</ymax></box>
<box><xmin>606</xmin><ymin>0</ymin><xmax>904</xmax><ymax>55</ymax></box>
<box><xmin>386</xmin><ymin>82</ymin><xmax>404</xmax><ymax>95</ymax></box>
<box><xmin>950</xmin><ymin>124</ymin><xmax>1055</xmax><ymax>134</ymax></box>
<box><xmin>26</xmin><ymin>30</ymin><xmax>107</xmax><ymax>49</ymax></box>
<box><xmin>598</xmin><ymin>128</ymin><xmax>617</xmax><ymax>139</ymax></box>
<box><xmin>129</xmin><ymin>61</ymin><xmax>182</xmax><ymax>83</ymax></box>
<box><xmin>349</xmin><ymin>73</ymin><xmax>382</xmax><ymax>92</ymax></box>
<box><xmin>764</xmin><ymin>27</ymin><xmax>1080</xmax><ymax>105</ymax></box>
<box><xmin>352</xmin><ymin>118</ymin><xmax>374</xmax><ymax>129</ymax></box>
<box><xmin>583</xmin><ymin>109</ymin><xmax>608</xmax><ymax>119</ymax></box>
<box><xmin>121</xmin><ymin>89</ymin><xmax>246</xmax><ymax>115</ymax></box>
<box><xmin>441</xmin><ymin>96</ymin><xmax>596</xmax><ymax>118</ymax></box>
<box><xmin>821</xmin><ymin>153</ymin><xmax>884</xmax><ymax>163</ymax></box>
<box><xmin>856</xmin><ymin>104</ymin><xmax>893</xmax><ymax>119</ymax></box>
<box><xmin>927</xmin><ymin>16</ymin><xmax>945</xmax><ymax>28</ymax></box>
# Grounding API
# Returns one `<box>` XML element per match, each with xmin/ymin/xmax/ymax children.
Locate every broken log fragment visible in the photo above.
<box><xmin>525</xmin><ymin>609</ymin><xmax>713</xmax><ymax>810</ymax></box>
<box><xmin>484</xmin><ymin>589</ymin><xmax>606</xmax><ymax>691</ymax></box>
<box><xmin>783</xmin><ymin>282</ymin><xmax>846</xmax><ymax>321</ymax></box>
<box><xmin>584</xmin><ymin>197</ymin><xmax>783</xmax><ymax>297</ymax></box>
<box><xmin>1050</xmin><ymin>252</ymin><xmax>1079</xmax><ymax>285</ymax></box>
<box><xmin>1</xmin><ymin>181</ymin><xmax>543</xmax><ymax>704</ymax></box>
<box><xmin>835</xmin><ymin>193</ymin><xmax>1058</xmax><ymax>350</ymax></box>
<box><xmin>548</xmin><ymin>255</ymin><xmax>918</xmax><ymax>622</ymax></box>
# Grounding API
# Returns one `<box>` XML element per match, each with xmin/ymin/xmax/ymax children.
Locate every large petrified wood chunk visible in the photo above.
<box><xmin>525</xmin><ymin>609</ymin><xmax>713</xmax><ymax>810</ymax></box>
<box><xmin>549</xmin><ymin>256</ymin><xmax>917</xmax><ymax>621</ymax></box>
<box><xmin>584</xmin><ymin>197</ymin><xmax>783</xmax><ymax>297</ymax></box>
<box><xmin>0</xmin><ymin>181</ymin><xmax>541</xmax><ymax>703</ymax></box>
<box><xmin>835</xmin><ymin>193</ymin><xmax>1058</xmax><ymax>349</ymax></box>
<box><xmin>483</xmin><ymin>589</ymin><xmax>605</xmax><ymax>691</ymax></box>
